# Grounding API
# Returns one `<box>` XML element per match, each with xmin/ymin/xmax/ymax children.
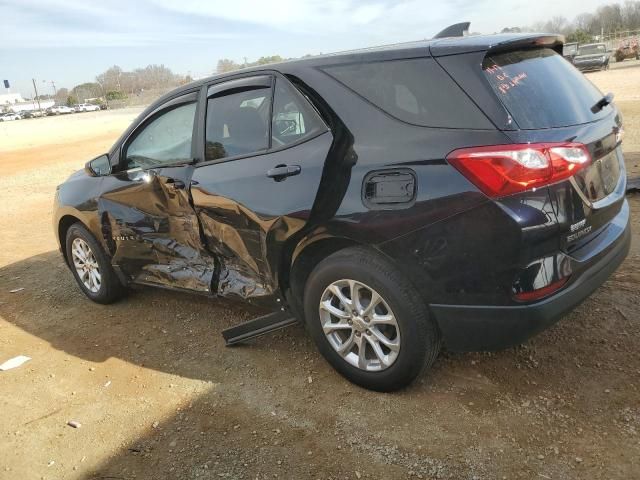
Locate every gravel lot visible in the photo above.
<box><xmin>1</xmin><ymin>68</ymin><xmax>639</xmax><ymax>480</ymax></box>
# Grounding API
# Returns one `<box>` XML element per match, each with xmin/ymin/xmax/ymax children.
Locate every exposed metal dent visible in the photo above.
<box><xmin>139</xmin><ymin>261</ymin><xmax>213</xmax><ymax>292</ymax></box>
<box><xmin>193</xmin><ymin>195</ymin><xmax>300</xmax><ymax>300</ymax></box>
<box><xmin>217</xmin><ymin>267</ymin><xmax>269</xmax><ymax>299</ymax></box>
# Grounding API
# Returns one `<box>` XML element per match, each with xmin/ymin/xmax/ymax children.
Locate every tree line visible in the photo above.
<box><xmin>502</xmin><ymin>0</ymin><xmax>640</xmax><ymax>43</ymax></box>
<box><xmin>216</xmin><ymin>55</ymin><xmax>287</xmax><ymax>73</ymax></box>
<box><xmin>52</xmin><ymin>64</ymin><xmax>192</xmax><ymax>106</ymax></box>
<box><xmin>57</xmin><ymin>58</ymin><xmax>299</xmax><ymax>106</ymax></box>
<box><xmin>215</xmin><ymin>54</ymin><xmax>317</xmax><ymax>74</ymax></box>
<box><xmin>53</xmin><ymin>2</ymin><xmax>640</xmax><ymax>106</ymax></box>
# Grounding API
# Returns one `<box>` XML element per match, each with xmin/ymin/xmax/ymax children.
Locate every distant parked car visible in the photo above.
<box><xmin>50</xmin><ymin>105</ymin><xmax>75</xmax><ymax>115</ymax></box>
<box><xmin>24</xmin><ymin>110</ymin><xmax>46</xmax><ymax>118</ymax></box>
<box><xmin>74</xmin><ymin>103</ymin><xmax>101</xmax><ymax>112</ymax></box>
<box><xmin>615</xmin><ymin>38</ymin><xmax>639</xmax><ymax>62</ymax></box>
<box><xmin>573</xmin><ymin>43</ymin><xmax>610</xmax><ymax>71</ymax></box>
<box><xmin>0</xmin><ymin>112</ymin><xmax>21</xmax><ymax>121</ymax></box>
<box><xmin>563</xmin><ymin>41</ymin><xmax>578</xmax><ymax>63</ymax></box>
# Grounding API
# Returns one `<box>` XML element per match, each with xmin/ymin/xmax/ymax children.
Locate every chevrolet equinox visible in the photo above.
<box><xmin>54</xmin><ymin>32</ymin><xmax>631</xmax><ymax>391</ymax></box>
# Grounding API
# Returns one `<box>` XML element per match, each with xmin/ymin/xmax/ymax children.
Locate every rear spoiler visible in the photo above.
<box><xmin>430</xmin><ymin>33</ymin><xmax>565</xmax><ymax>57</ymax></box>
<box><xmin>433</xmin><ymin>22</ymin><xmax>470</xmax><ymax>39</ymax></box>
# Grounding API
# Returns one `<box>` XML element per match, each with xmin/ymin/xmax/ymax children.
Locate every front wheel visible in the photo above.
<box><xmin>303</xmin><ymin>247</ymin><xmax>441</xmax><ymax>391</ymax></box>
<box><xmin>65</xmin><ymin>223</ymin><xmax>126</xmax><ymax>304</ymax></box>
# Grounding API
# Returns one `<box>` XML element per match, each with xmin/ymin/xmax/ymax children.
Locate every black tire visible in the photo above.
<box><xmin>65</xmin><ymin>223</ymin><xmax>125</xmax><ymax>304</ymax></box>
<box><xmin>303</xmin><ymin>246</ymin><xmax>441</xmax><ymax>391</ymax></box>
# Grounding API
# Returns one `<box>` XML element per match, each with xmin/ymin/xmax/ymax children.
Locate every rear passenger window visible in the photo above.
<box><xmin>205</xmin><ymin>87</ymin><xmax>270</xmax><ymax>161</ymax></box>
<box><xmin>271</xmin><ymin>79</ymin><xmax>326</xmax><ymax>146</ymax></box>
<box><xmin>323</xmin><ymin>58</ymin><xmax>492</xmax><ymax>129</ymax></box>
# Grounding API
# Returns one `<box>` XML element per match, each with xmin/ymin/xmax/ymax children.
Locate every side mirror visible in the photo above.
<box><xmin>85</xmin><ymin>154</ymin><xmax>111</xmax><ymax>177</ymax></box>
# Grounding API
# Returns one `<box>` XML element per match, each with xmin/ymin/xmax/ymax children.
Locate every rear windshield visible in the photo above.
<box><xmin>482</xmin><ymin>48</ymin><xmax>608</xmax><ymax>129</ymax></box>
<box><xmin>578</xmin><ymin>44</ymin><xmax>606</xmax><ymax>55</ymax></box>
<box><xmin>323</xmin><ymin>57</ymin><xmax>493</xmax><ymax>129</ymax></box>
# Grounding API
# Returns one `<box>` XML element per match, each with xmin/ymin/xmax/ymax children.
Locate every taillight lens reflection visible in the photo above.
<box><xmin>513</xmin><ymin>277</ymin><xmax>570</xmax><ymax>302</ymax></box>
<box><xmin>447</xmin><ymin>143</ymin><xmax>591</xmax><ymax>198</ymax></box>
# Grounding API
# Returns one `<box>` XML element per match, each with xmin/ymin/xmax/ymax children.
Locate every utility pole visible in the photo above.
<box><xmin>97</xmin><ymin>79</ymin><xmax>109</xmax><ymax>109</ymax></box>
<box><xmin>32</xmin><ymin>78</ymin><xmax>42</xmax><ymax>112</ymax></box>
<box><xmin>50</xmin><ymin>80</ymin><xmax>57</xmax><ymax>97</ymax></box>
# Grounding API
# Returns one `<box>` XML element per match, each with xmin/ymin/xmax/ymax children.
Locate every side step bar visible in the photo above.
<box><xmin>222</xmin><ymin>311</ymin><xmax>299</xmax><ymax>346</ymax></box>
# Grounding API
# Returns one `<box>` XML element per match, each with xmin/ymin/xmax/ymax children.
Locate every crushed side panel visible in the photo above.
<box><xmin>98</xmin><ymin>170</ymin><xmax>216</xmax><ymax>292</ymax></box>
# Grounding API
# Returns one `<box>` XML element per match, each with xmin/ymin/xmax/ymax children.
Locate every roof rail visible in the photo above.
<box><xmin>433</xmin><ymin>22</ymin><xmax>470</xmax><ymax>39</ymax></box>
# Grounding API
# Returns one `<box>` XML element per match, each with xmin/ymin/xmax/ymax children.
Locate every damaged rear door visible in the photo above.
<box><xmin>190</xmin><ymin>74</ymin><xmax>332</xmax><ymax>302</ymax></box>
<box><xmin>100</xmin><ymin>91</ymin><xmax>216</xmax><ymax>292</ymax></box>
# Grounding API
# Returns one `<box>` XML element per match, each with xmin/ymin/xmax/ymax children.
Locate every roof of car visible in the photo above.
<box><xmin>136</xmin><ymin>31</ymin><xmax>564</xmax><ymax>129</ymax></box>
<box><xmin>260</xmin><ymin>33</ymin><xmax>558</xmax><ymax>68</ymax></box>
<box><xmin>190</xmin><ymin>32</ymin><xmax>562</xmax><ymax>86</ymax></box>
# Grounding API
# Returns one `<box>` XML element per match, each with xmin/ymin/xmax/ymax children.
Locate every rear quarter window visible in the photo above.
<box><xmin>322</xmin><ymin>57</ymin><xmax>493</xmax><ymax>129</ymax></box>
<box><xmin>483</xmin><ymin>48</ymin><xmax>608</xmax><ymax>129</ymax></box>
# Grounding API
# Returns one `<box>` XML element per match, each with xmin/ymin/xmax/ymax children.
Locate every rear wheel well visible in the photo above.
<box><xmin>58</xmin><ymin>215</ymin><xmax>82</xmax><ymax>262</ymax></box>
<box><xmin>287</xmin><ymin>238</ymin><xmax>362</xmax><ymax>317</ymax></box>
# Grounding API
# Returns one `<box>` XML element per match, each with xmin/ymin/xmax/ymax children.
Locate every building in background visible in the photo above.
<box><xmin>0</xmin><ymin>92</ymin><xmax>54</xmax><ymax>112</ymax></box>
<box><xmin>0</xmin><ymin>92</ymin><xmax>25</xmax><ymax>105</ymax></box>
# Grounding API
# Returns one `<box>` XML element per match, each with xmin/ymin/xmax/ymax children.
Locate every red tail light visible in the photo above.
<box><xmin>447</xmin><ymin>143</ymin><xmax>591</xmax><ymax>198</ymax></box>
<box><xmin>513</xmin><ymin>277</ymin><xmax>569</xmax><ymax>302</ymax></box>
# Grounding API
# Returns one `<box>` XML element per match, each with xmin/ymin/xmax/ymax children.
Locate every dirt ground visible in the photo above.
<box><xmin>1</xmin><ymin>68</ymin><xmax>639</xmax><ymax>480</ymax></box>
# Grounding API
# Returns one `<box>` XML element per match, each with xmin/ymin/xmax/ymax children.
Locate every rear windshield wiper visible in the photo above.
<box><xmin>591</xmin><ymin>92</ymin><xmax>614</xmax><ymax>114</ymax></box>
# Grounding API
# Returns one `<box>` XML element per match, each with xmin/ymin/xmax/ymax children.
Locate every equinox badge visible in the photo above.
<box><xmin>568</xmin><ymin>219</ymin><xmax>592</xmax><ymax>242</ymax></box>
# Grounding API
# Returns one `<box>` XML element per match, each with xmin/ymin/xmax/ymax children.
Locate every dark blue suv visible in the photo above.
<box><xmin>54</xmin><ymin>33</ymin><xmax>630</xmax><ymax>391</ymax></box>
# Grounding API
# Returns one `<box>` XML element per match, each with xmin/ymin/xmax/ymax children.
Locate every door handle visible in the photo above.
<box><xmin>267</xmin><ymin>165</ymin><xmax>301</xmax><ymax>181</ymax></box>
<box><xmin>165</xmin><ymin>177</ymin><xmax>186</xmax><ymax>189</ymax></box>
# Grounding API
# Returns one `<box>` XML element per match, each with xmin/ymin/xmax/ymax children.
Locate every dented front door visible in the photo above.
<box><xmin>98</xmin><ymin>91</ymin><xmax>216</xmax><ymax>293</ymax></box>
<box><xmin>99</xmin><ymin>165</ymin><xmax>215</xmax><ymax>292</ymax></box>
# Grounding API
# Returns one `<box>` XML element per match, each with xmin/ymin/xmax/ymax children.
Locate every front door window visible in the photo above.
<box><xmin>125</xmin><ymin>102</ymin><xmax>197</xmax><ymax>169</ymax></box>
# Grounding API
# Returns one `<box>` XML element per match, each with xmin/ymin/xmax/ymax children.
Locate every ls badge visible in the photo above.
<box><xmin>567</xmin><ymin>219</ymin><xmax>592</xmax><ymax>242</ymax></box>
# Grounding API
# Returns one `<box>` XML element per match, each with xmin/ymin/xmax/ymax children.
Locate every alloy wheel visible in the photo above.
<box><xmin>71</xmin><ymin>237</ymin><xmax>102</xmax><ymax>293</ymax></box>
<box><xmin>319</xmin><ymin>279</ymin><xmax>401</xmax><ymax>372</ymax></box>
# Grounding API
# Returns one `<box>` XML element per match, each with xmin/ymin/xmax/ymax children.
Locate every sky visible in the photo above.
<box><xmin>0</xmin><ymin>0</ymin><xmax>611</xmax><ymax>97</ymax></box>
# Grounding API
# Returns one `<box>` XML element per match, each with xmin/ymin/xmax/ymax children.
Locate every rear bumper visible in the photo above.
<box><xmin>575</xmin><ymin>61</ymin><xmax>607</xmax><ymax>71</ymax></box>
<box><xmin>430</xmin><ymin>201</ymin><xmax>631</xmax><ymax>351</ymax></box>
